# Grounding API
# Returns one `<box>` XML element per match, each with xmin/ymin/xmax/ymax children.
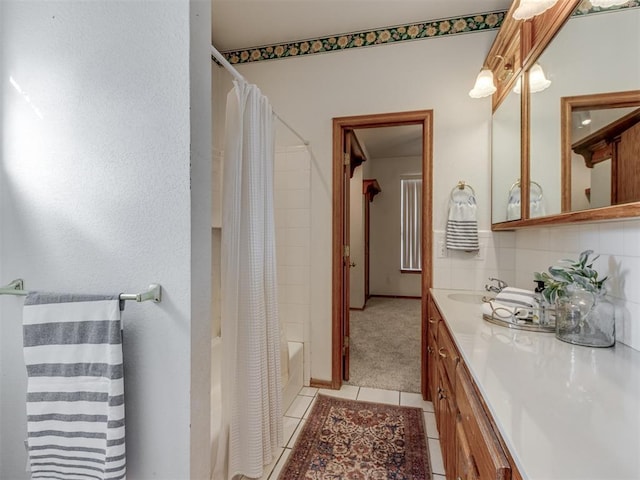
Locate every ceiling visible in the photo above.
<box><xmin>211</xmin><ymin>0</ymin><xmax>512</xmax><ymax>52</ymax></box>
<box><xmin>355</xmin><ymin>125</ymin><xmax>423</xmax><ymax>159</ymax></box>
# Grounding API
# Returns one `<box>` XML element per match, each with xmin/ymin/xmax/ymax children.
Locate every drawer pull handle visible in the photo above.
<box><xmin>438</xmin><ymin>347</ymin><xmax>447</xmax><ymax>358</ymax></box>
<box><xmin>428</xmin><ymin>317</ymin><xmax>437</xmax><ymax>324</ymax></box>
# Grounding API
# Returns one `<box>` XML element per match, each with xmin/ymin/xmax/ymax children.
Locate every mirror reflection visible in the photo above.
<box><xmin>492</xmin><ymin>75</ymin><xmax>521</xmax><ymax>223</ymax></box>
<box><xmin>529</xmin><ymin>6</ymin><xmax>640</xmax><ymax>216</ymax></box>
<box><xmin>566</xmin><ymin>98</ymin><xmax>640</xmax><ymax>211</ymax></box>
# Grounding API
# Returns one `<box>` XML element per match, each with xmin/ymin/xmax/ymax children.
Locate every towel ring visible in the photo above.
<box><xmin>508</xmin><ymin>179</ymin><xmax>543</xmax><ymax>200</ymax></box>
<box><xmin>450</xmin><ymin>181</ymin><xmax>475</xmax><ymax>200</ymax></box>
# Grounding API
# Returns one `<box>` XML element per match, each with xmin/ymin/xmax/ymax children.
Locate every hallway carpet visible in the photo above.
<box><xmin>346</xmin><ymin>297</ymin><xmax>421</xmax><ymax>393</ymax></box>
<box><xmin>279</xmin><ymin>394</ymin><xmax>431</xmax><ymax>480</ymax></box>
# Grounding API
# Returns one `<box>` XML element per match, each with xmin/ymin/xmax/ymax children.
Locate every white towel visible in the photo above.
<box><xmin>506</xmin><ymin>185</ymin><xmax>521</xmax><ymax>221</ymax></box>
<box><xmin>496</xmin><ymin>287</ymin><xmax>537</xmax><ymax>308</ymax></box>
<box><xmin>23</xmin><ymin>293</ymin><xmax>126</xmax><ymax>480</ymax></box>
<box><xmin>446</xmin><ymin>189</ymin><xmax>479</xmax><ymax>251</ymax></box>
<box><xmin>482</xmin><ymin>300</ymin><xmax>530</xmax><ymax>323</ymax></box>
<box><xmin>506</xmin><ymin>183</ymin><xmax>546</xmax><ymax>220</ymax></box>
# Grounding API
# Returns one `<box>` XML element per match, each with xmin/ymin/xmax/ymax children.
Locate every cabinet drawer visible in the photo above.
<box><xmin>456</xmin><ymin>365</ymin><xmax>511</xmax><ymax>480</ymax></box>
<box><xmin>437</xmin><ymin>321</ymin><xmax>460</xmax><ymax>388</ymax></box>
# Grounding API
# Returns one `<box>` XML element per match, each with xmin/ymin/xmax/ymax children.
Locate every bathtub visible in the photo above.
<box><xmin>210</xmin><ymin>337</ymin><xmax>303</xmax><ymax>471</ymax></box>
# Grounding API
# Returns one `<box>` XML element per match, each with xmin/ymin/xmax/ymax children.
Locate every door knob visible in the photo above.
<box><xmin>349</xmin><ymin>262</ymin><xmax>356</xmax><ymax>267</ymax></box>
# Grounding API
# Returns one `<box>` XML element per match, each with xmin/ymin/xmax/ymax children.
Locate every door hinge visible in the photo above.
<box><xmin>344</xmin><ymin>152</ymin><xmax>351</xmax><ymax>166</ymax></box>
<box><xmin>342</xmin><ymin>336</ymin><xmax>350</xmax><ymax>354</ymax></box>
<box><xmin>343</xmin><ymin>245</ymin><xmax>350</xmax><ymax>257</ymax></box>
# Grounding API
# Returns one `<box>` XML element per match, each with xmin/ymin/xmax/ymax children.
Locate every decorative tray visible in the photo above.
<box><xmin>482</xmin><ymin>299</ymin><xmax>556</xmax><ymax>333</ymax></box>
<box><xmin>482</xmin><ymin>314</ymin><xmax>555</xmax><ymax>333</ymax></box>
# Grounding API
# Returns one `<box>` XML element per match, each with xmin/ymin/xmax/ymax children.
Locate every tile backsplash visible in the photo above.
<box><xmin>432</xmin><ymin>229</ymin><xmax>516</xmax><ymax>291</ymax></box>
<box><xmin>433</xmin><ymin>219</ymin><xmax>640</xmax><ymax>351</ymax></box>
<box><xmin>513</xmin><ymin>220</ymin><xmax>640</xmax><ymax>352</ymax></box>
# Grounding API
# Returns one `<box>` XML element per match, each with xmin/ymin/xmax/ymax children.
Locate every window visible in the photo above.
<box><xmin>400</xmin><ymin>176</ymin><xmax>422</xmax><ymax>272</ymax></box>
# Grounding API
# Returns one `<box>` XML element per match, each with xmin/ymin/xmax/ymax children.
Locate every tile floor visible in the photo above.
<box><xmin>248</xmin><ymin>385</ymin><xmax>446</xmax><ymax>480</ymax></box>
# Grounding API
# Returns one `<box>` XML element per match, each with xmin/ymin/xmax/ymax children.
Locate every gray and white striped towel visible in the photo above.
<box><xmin>446</xmin><ymin>189</ymin><xmax>479</xmax><ymax>251</ymax></box>
<box><xmin>23</xmin><ymin>293</ymin><xmax>126</xmax><ymax>480</ymax></box>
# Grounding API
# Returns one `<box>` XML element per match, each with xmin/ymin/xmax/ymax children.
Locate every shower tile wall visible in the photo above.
<box><xmin>274</xmin><ymin>146</ymin><xmax>311</xmax><ymax>354</ymax></box>
<box><xmin>211</xmin><ymin>146</ymin><xmax>311</xmax><ymax>364</ymax></box>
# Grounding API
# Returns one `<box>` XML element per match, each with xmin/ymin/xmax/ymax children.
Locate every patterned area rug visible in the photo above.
<box><xmin>279</xmin><ymin>394</ymin><xmax>431</xmax><ymax>479</ymax></box>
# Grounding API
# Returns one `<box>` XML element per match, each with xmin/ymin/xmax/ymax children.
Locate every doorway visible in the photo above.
<box><xmin>331</xmin><ymin>110</ymin><xmax>433</xmax><ymax>398</ymax></box>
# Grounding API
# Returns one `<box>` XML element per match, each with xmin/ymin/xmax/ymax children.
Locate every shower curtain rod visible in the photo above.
<box><xmin>0</xmin><ymin>279</ymin><xmax>162</xmax><ymax>303</ymax></box>
<box><xmin>211</xmin><ymin>45</ymin><xmax>310</xmax><ymax>146</ymax></box>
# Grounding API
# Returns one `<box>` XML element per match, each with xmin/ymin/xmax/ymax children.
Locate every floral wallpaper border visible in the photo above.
<box><xmin>218</xmin><ymin>1</ymin><xmax>639</xmax><ymax>65</ymax></box>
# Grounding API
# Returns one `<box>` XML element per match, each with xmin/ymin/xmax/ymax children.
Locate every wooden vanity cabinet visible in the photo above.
<box><xmin>436</xmin><ymin>360</ymin><xmax>457</xmax><ymax>478</ymax></box>
<box><xmin>456</xmin><ymin>419</ymin><xmax>480</xmax><ymax>480</ymax></box>
<box><xmin>456</xmin><ymin>365</ymin><xmax>511</xmax><ymax>480</ymax></box>
<box><xmin>427</xmin><ymin>299</ymin><xmax>441</xmax><ymax>403</ymax></box>
<box><xmin>427</xmin><ymin>296</ymin><xmax>517</xmax><ymax>480</ymax></box>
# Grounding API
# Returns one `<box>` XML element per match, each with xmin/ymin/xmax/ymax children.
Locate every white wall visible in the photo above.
<box><xmin>0</xmin><ymin>1</ymin><xmax>212</xmax><ymax>478</ymax></box>
<box><xmin>369</xmin><ymin>155</ymin><xmax>422</xmax><ymax>297</ymax></box>
<box><xmin>349</xmin><ymin>165</ymin><xmax>365</xmax><ymax>308</ymax></box>
<box><xmin>213</xmin><ymin>31</ymin><xmax>506</xmax><ymax>383</ymax></box>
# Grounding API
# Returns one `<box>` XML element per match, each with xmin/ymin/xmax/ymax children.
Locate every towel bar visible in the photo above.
<box><xmin>0</xmin><ymin>279</ymin><xmax>162</xmax><ymax>303</ymax></box>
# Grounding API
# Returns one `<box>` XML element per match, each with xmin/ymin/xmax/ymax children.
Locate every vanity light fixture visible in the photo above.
<box><xmin>469</xmin><ymin>55</ymin><xmax>513</xmax><ymax>99</ymax></box>
<box><xmin>513</xmin><ymin>0</ymin><xmax>559</xmax><ymax>20</ymax></box>
<box><xmin>513</xmin><ymin>63</ymin><xmax>552</xmax><ymax>94</ymax></box>
<box><xmin>469</xmin><ymin>67</ymin><xmax>497</xmax><ymax>98</ymax></box>
<box><xmin>590</xmin><ymin>0</ymin><xmax>628</xmax><ymax>7</ymax></box>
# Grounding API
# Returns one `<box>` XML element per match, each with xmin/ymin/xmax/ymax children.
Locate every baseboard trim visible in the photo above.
<box><xmin>370</xmin><ymin>294</ymin><xmax>421</xmax><ymax>300</ymax></box>
<box><xmin>349</xmin><ymin>306</ymin><xmax>365</xmax><ymax>311</ymax></box>
<box><xmin>310</xmin><ymin>378</ymin><xmax>334</xmax><ymax>389</ymax></box>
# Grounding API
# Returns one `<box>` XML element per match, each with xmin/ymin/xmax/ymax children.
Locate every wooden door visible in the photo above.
<box><xmin>364</xmin><ymin>196</ymin><xmax>370</xmax><ymax>301</ymax></box>
<box><xmin>617</xmin><ymin>122</ymin><xmax>640</xmax><ymax>204</ymax></box>
<box><xmin>342</xmin><ymin>131</ymin><xmax>352</xmax><ymax>381</ymax></box>
<box><xmin>330</xmin><ymin>110</ymin><xmax>433</xmax><ymax>392</ymax></box>
<box><xmin>436</xmin><ymin>361</ymin><xmax>457</xmax><ymax>477</ymax></box>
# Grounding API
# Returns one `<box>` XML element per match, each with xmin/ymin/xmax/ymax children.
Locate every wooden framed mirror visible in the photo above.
<box><xmin>562</xmin><ymin>90</ymin><xmax>640</xmax><ymax>212</ymax></box>
<box><xmin>491</xmin><ymin>3</ymin><xmax>640</xmax><ymax>229</ymax></box>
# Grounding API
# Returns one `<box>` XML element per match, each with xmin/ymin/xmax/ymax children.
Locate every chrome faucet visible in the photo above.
<box><xmin>485</xmin><ymin>277</ymin><xmax>508</xmax><ymax>294</ymax></box>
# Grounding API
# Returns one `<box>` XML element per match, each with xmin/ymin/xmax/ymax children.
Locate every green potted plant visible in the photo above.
<box><xmin>535</xmin><ymin>250</ymin><xmax>614</xmax><ymax>347</ymax></box>
<box><xmin>534</xmin><ymin>250</ymin><xmax>607</xmax><ymax>304</ymax></box>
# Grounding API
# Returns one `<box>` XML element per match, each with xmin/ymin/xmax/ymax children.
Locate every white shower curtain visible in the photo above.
<box><xmin>215</xmin><ymin>80</ymin><xmax>283</xmax><ymax>480</ymax></box>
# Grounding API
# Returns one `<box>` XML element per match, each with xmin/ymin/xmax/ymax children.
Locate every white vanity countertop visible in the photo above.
<box><xmin>431</xmin><ymin>288</ymin><xmax>640</xmax><ymax>480</ymax></box>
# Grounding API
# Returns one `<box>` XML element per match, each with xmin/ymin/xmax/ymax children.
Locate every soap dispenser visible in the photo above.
<box><xmin>533</xmin><ymin>280</ymin><xmax>548</xmax><ymax>326</ymax></box>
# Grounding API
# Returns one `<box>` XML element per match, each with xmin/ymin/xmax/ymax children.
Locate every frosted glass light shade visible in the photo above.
<box><xmin>513</xmin><ymin>0</ymin><xmax>559</xmax><ymax>20</ymax></box>
<box><xmin>590</xmin><ymin>0</ymin><xmax>628</xmax><ymax>7</ymax></box>
<box><xmin>513</xmin><ymin>76</ymin><xmax>522</xmax><ymax>94</ymax></box>
<box><xmin>529</xmin><ymin>63</ymin><xmax>551</xmax><ymax>93</ymax></box>
<box><xmin>469</xmin><ymin>68</ymin><xmax>497</xmax><ymax>98</ymax></box>
<box><xmin>513</xmin><ymin>64</ymin><xmax>551</xmax><ymax>94</ymax></box>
